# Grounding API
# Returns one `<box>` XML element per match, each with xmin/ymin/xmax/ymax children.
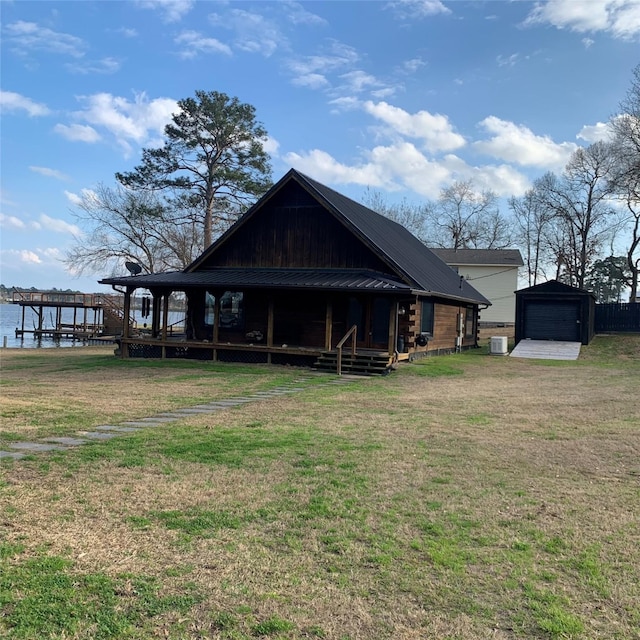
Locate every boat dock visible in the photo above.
<box><xmin>12</xmin><ymin>290</ymin><xmax>127</xmax><ymax>342</ymax></box>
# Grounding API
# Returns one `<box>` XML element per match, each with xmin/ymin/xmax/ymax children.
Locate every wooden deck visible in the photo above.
<box><xmin>12</xmin><ymin>290</ymin><xmax>126</xmax><ymax>342</ymax></box>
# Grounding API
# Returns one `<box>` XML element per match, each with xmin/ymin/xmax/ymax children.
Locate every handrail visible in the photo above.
<box><xmin>12</xmin><ymin>290</ymin><xmax>102</xmax><ymax>306</ymax></box>
<box><xmin>335</xmin><ymin>324</ymin><xmax>358</xmax><ymax>376</ymax></box>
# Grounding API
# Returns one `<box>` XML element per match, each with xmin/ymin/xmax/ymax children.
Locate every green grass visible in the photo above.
<box><xmin>1</xmin><ymin>337</ymin><xmax>639</xmax><ymax>639</ymax></box>
<box><xmin>0</xmin><ymin>550</ymin><xmax>201</xmax><ymax>639</ymax></box>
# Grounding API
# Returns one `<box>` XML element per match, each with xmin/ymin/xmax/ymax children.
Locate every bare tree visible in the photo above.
<box><xmin>509</xmin><ymin>176</ymin><xmax>556</xmax><ymax>286</ymax></box>
<box><xmin>64</xmin><ymin>184</ymin><xmax>203</xmax><ymax>277</ymax></box>
<box><xmin>427</xmin><ymin>180</ymin><xmax>512</xmax><ymax>249</ymax></box>
<box><xmin>361</xmin><ymin>188</ymin><xmax>431</xmax><ymax>241</ymax></box>
<box><xmin>610</xmin><ymin>64</ymin><xmax>640</xmax><ymax>301</ymax></box>
<box><xmin>536</xmin><ymin>142</ymin><xmax>617</xmax><ymax>288</ymax></box>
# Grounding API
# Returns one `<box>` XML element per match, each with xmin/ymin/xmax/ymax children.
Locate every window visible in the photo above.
<box><xmin>421</xmin><ymin>301</ymin><xmax>434</xmax><ymax>335</ymax></box>
<box><xmin>204</xmin><ymin>291</ymin><xmax>245</xmax><ymax>329</ymax></box>
<box><xmin>465</xmin><ymin>306</ymin><xmax>475</xmax><ymax>338</ymax></box>
<box><xmin>204</xmin><ymin>293</ymin><xmax>215</xmax><ymax>326</ymax></box>
<box><xmin>220</xmin><ymin>291</ymin><xmax>244</xmax><ymax>329</ymax></box>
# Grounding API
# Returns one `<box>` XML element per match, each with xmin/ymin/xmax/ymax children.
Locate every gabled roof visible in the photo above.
<box><xmin>186</xmin><ymin>169</ymin><xmax>489</xmax><ymax>305</ymax></box>
<box><xmin>516</xmin><ymin>280</ymin><xmax>596</xmax><ymax>298</ymax></box>
<box><xmin>430</xmin><ymin>248</ymin><xmax>524</xmax><ymax>267</ymax></box>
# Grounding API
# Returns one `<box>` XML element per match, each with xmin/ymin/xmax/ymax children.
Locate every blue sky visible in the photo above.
<box><xmin>1</xmin><ymin>0</ymin><xmax>638</xmax><ymax>292</ymax></box>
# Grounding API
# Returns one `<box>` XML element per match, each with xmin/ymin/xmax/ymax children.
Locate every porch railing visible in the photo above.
<box><xmin>335</xmin><ymin>324</ymin><xmax>358</xmax><ymax>376</ymax></box>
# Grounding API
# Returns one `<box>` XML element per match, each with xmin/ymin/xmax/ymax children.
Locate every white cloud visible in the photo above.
<box><xmin>209</xmin><ymin>9</ymin><xmax>283</xmax><ymax>57</ymax></box>
<box><xmin>0</xmin><ymin>91</ymin><xmax>50</xmax><ymax>116</ymax></box>
<box><xmin>287</xmin><ymin>41</ymin><xmax>360</xmax><ymax>88</ymax></box>
<box><xmin>363</xmin><ymin>100</ymin><xmax>466</xmax><ymax>153</ymax></box>
<box><xmin>291</xmin><ymin>73</ymin><xmax>330</xmax><ymax>90</ymax></box>
<box><xmin>261</xmin><ymin>136</ymin><xmax>280</xmax><ymax>156</ymax></box>
<box><xmin>41</xmin><ymin>247</ymin><xmax>65</xmax><ymax>260</ymax></box>
<box><xmin>18</xmin><ymin>250</ymin><xmax>42</xmax><ymax>265</ymax></box>
<box><xmin>4</xmin><ymin>20</ymin><xmax>86</xmax><ymax>58</ymax></box>
<box><xmin>38</xmin><ymin>214</ymin><xmax>82</xmax><ymax>236</ymax></box>
<box><xmin>577</xmin><ymin>121</ymin><xmax>615</xmax><ymax>143</ymax></box>
<box><xmin>65</xmin><ymin>189</ymin><xmax>98</xmax><ymax>207</ymax></box>
<box><xmin>338</xmin><ymin>70</ymin><xmax>384</xmax><ymax>94</ymax></box>
<box><xmin>136</xmin><ymin>0</ymin><xmax>194</xmax><ymax>23</ymax></box>
<box><xmin>283</xmin><ymin>1</ymin><xmax>328</xmax><ymax>26</ymax></box>
<box><xmin>386</xmin><ymin>0</ymin><xmax>451</xmax><ymax>20</ymax></box>
<box><xmin>174</xmin><ymin>31</ymin><xmax>232</xmax><ymax>58</ymax></box>
<box><xmin>441</xmin><ymin>154</ymin><xmax>531</xmax><ymax>197</ymax></box>
<box><xmin>582</xmin><ymin>37</ymin><xmax>595</xmax><ymax>47</ymax></box>
<box><xmin>29</xmin><ymin>166</ymin><xmax>70</xmax><ymax>181</ymax></box>
<box><xmin>65</xmin><ymin>57</ymin><xmax>121</xmax><ymax>75</ymax></box>
<box><xmin>117</xmin><ymin>27</ymin><xmax>138</xmax><ymax>38</ymax></box>
<box><xmin>367</xmin><ymin>142</ymin><xmax>452</xmax><ymax>196</ymax></box>
<box><xmin>0</xmin><ymin>213</ymin><xmax>27</xmax><ymax>230</ymax></box>
<box><xmin>473</xmin><ymin>116</ymin><xmax>578</xmax><ymax>170</ymax></box>
<box><xmin>63</xmin><ymin>92</ymin><xmax>177</xmax><ymax>153</ymax></box>
<box><xmin>496</xmin><ymin>53</ymin><xmax>520</xmax><ymax>67</ymax></box>
<box><xmin>284</xmin><ymin>142</ymin><xmax>453</xmax><ymax>199</ymax></box>
<box><xmin>54</xmin><ymin>123</ymin><xmax>101</xmax><ymax>143</ymax></box>
<box><xmin>283</xmin><ymin>148</ymin><xmax>395</xmax><ymax>189</ymax></box>
<box><xmin>401</xmin><ymin>58</ymin><xmax>426</xmax><ymax>74</ymax></box>
<box><xmin>524</xmin><ymin>0</ymin><xmax>640</xmax><ymax>39</ymax></box>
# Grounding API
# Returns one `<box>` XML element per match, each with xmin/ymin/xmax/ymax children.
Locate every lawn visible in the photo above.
<box><xmin>1</xmin><ymin>337</ymin><xmax>639</xmax><ymax>639</ymax></box>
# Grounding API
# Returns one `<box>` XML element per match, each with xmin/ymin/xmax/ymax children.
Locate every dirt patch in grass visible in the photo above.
<box><xmin>1</xmin><ymin>338</ymin><xmax>639</xmax><ymax>639</ymax></box>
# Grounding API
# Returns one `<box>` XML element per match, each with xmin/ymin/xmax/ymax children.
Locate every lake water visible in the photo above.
<box><xmin>0</xmin><ymin>303</ymin><xmax>183</xmax><ymax>349</ymax></box>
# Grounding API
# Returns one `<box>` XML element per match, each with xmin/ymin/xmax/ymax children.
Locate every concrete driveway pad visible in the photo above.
<box><xmin>510</xmin><ymin>340</ymin><xmax>581</xmax><ymax>360</ymax></box>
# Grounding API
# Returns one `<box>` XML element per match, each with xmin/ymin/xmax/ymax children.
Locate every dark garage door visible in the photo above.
<box><xmin>523</xmin><ymin>301</ymin><xmax>581</xmax><ymax>341</ymax></box>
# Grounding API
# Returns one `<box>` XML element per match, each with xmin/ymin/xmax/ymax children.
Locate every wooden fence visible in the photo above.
<box><xmin>595</xmin><ymin>303</ymin><xmax>640</xmax><ymax>333</ymax></box>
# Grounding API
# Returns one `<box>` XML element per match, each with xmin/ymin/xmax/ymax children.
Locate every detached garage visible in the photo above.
<box><xmin>515</xmin><ymin>281</ymin><xmax>596</xmax><ymax>345</ymax></box>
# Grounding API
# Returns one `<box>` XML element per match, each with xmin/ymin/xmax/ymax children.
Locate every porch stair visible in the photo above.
<box><xmin>99</xmin><ymin>295</ymin><xmax>135</xmax><ymax>336</ymax></box>
<box><xmin>313</xmin><ymin>350</ymin><xmax>392</xmax><ymax>376</ymax></box>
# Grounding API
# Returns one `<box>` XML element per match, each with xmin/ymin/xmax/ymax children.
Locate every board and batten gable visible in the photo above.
<box><xmin>192</xmin><ymin>180</ymin><xmax>392</xmax><ymax>273</ymax></box>
<box><xmin>430</xmin><ymin>249</ymin><xmax>523</xmax><ymax>325</ymax></box>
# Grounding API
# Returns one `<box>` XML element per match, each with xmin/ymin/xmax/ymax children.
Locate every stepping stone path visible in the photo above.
<box><xmin>0</xmin><ymin>374</ymin><xmax>361</xmax><ymax>461</ymax></box>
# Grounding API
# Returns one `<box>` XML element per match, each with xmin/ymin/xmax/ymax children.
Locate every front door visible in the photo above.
<box><xmin>347</xmin><ymin>296</ymin><xmax>390</xmax><ymax>350</ymax></box>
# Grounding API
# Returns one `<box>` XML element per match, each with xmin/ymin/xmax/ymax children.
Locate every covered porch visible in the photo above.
<box><xmin>107</xmin><ymin>269</ymin><xmax>416</xmax><ymax>372</ymax></box>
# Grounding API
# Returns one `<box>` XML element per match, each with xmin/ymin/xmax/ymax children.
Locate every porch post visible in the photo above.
<box><xmin>325</xmin><ymin>300</ymin><xmax>333</xmax><ymax>350</ymax></box>
<box><xmin>388</xmin><ymin>301</ymin><xmax>398</xmax><ymax>356</ymax></box>
<box><xmin>267</xmin><ymin>299</ymin><xmax>274</xmax><ymax>347</ymax></box>
<box><xmin>212</xmin><ymin>293</ymin><xmax>220</xmax><ymax>344</ymax></box>
<box><xmin>123</xmin><ymin>289</ymin><xmax>132</xmax><ymax>339</ymax></box>
<box><xmin>212</xmin><ymin>293</ymin><xmax>220</xmax><ymax>362</ymax></box>
<box><xmin>161</xmin><ymin>293</ymin><xmax>169</xmax><ymax>358</ymax></box>
<box><xmin>265</xmin><ymin>298</ymin><xmax>274</xmax><ymax>364</ymax></box>
<box><xmin>152</xmin><ymin>295</ymin><xmax>161</xmax><ymax>338</ymax></box>
<box><xmin>121</xmin><ymin>287</ymin><xmax>132</xmax><ymax>358</ymax></box>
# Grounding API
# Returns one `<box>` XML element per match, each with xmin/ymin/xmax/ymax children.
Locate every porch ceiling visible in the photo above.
<box><xmin>100</xmin><ymin>268</ymin><xmax>412</xmax><ymax>293</ymax></box>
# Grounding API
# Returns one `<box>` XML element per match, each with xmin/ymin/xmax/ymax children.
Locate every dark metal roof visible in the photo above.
<box><xmin>516</xmin><ymin>280</ymin><xmax>596</xmax><ymax>298</ymax></box>
<box><xmin>102</xmin><ymin>169</ymin><xmax>490</xmax><ymax>305</ymax></box>
<box><xmin>293</xmin><ymin>171</ymin><xmax>489</xmax><ymax>304</ymax></box>
<box><xmin>430</xmin><ymin>248</ymin><xmax>524</xmax><ymax>267</ymax></box>
<box><xmin>100</xmin><ymin>268</ymin><xmax>412</xmax><ymax>292</ymax></box>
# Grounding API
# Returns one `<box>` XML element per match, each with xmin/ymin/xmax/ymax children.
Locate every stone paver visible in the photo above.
<box><xmin>1</xmin><ymin>374</ymin><xmax>361</xmax><ymax>462</ymax></box>
<box><xmin>78</xmin><ymin>431</ymin><xmax>119</xmax><ymax>440</ymax></box>
<box><xmin>42</xmin><ymin>437</ymin><xmax>90</xmax><ymax>446</ymax></box>
<box><xmin>8</xmin><ymin>442</ymin><xmax>67</xmax><ymax>452</ymax></box>
<box><xmin>0</xmin><ymin>450</ymin><xmax>27</xmax><ymax>460</ymax></box>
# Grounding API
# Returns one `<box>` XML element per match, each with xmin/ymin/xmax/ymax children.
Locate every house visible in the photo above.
<box><xmin>430</xmin><ymin>249</ymin><xmax>523</xmax><ymax>325</ymax></box>
<box><xmin>515</xmin><ymin>280</ymin><xmax>596</xmax><ymax>345</ymax></box>
<box><xmin>100</xmin><ymin>170</ymin><xmax>490</xmax><ymax>373</ymax></box>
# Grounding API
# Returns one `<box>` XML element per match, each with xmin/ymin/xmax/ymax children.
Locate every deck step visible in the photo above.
<box><xmin>313</xmin><ymin>351</ymin><xmax>392</xmax><ymax>376</ymax></box>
